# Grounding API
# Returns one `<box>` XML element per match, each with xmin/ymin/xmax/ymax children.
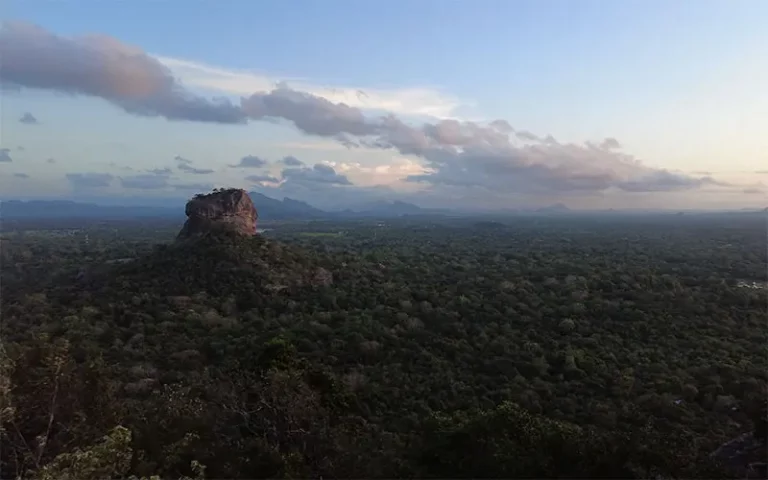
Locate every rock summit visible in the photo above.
<box><xmin>177</xmin><ymin>188</ymin><xmax>258</xmax><ymax>239</ymax></box>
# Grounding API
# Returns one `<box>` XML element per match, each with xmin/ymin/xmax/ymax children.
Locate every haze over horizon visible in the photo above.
<box><xmin>1</xmin><ymin>0</ymin><xmax>766</xmax><ymax>211</ymax></box>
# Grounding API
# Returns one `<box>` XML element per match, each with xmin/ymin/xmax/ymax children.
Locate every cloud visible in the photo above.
<box><xmin>231</xmin><ymin>154</ymin><xmax>268</xmax><ymax>168</ymax></box>
<box><xmin>237</xmin><ymin>85</ymin><xmax>728</xmax><ymax>195</ymax></box>
<box><xmin>755</xmin><ymin>170</ymin><xmax>768</xmax><ymax>174</ymax></box>
<box><xmin>281</xmin><ymin>163</ymin><xmax>352</xmax><ymax>186</ymax></box>
<box><xmin>515</xmin><ymin>131</ymin><xmax>539</xmax><ymax>142</ymax></box>
<box><xmin>19</xmin><ymin>112</ymin><xmax>38</xmax><ymax>124</ymax></box>
<box><xmin>179</xmin><ymin>164</ymin><xmax>214</xmax><ymax>175</ymax></box>
<box><xmin>155</xmin><ymin>55</ymin><xmax>465</xmax><ymax>119</ymax></box>
<box><xmin>743</xmin><ymin>187</ymin><xmax>765</xmax><ymax>195</ymax></box>
<box><xmin>174</xmin><ymin>155</ymin><xmax>214</xmax><ymax>174</ymax></box>
<box><xmin>17</xmin><ymin>146</ymin><xmax>25</xmax><ymax>151</ymax></box>
<box><xmin>274</xmin><ymin>141</ymin><xmax>349</xmax><ymax>152</ymax></box>
<box><xmin>327</xmin><ymin>158</ymin><xmax>427</xmax><ymax>190</ymax></box>
<box><xmin>147</xmin><ymin>167</ymin><xmax>173</xmax><ymax>175</ymax></box>
<box><xmin>616</xmin><ymin>171</ymin><xmax>724</xmax><ymax>192</ymax></box>
<box><xmin>246</xmin><ymin>174</ymin><xmax>280</xmax><ymax>183</ymax></box>
<box><xmin>13</xmin><ymin>172</ymin><xmax>29</xmax><ymax>179</ymax></box>
<box><xmin>280</xmin><ymin>155</ymin><xmax>304</xmax><ymax>166</ymax></box>
<box><xmin>0</xmin><ymin>21</ymin><xmax>245</xmax><ymax>124</ymax></box>
<box><xmin>241</xmin><ymin>85</ymin><xmax>379</xmax><ymax>137</ymax></box>
<box><xmin>66</xmin><ymin>172</ymin><xmax>114</xmax><ymax>188</ymax></box>
<box><xmin>3</xmin><ymin>22</ymin><xmax>734</xmax><ymax>199</ymax></box>
<box><xmin>0</xmin><ymin>148</ymin><xmax>13</xmax><ymax>162</ymax></box>
<box><xmin>120</xmin><ymin>174</ymin><xmax>171</xmax><ymax>189</ymax></box>
<box><xmin>46</xmin><ymin>158</ymin><xmax>55</xmax><ymax>164</ymax></box>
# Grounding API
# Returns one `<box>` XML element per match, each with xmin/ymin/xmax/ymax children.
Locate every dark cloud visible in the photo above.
<box><xmin>147</xmin><ymin>167</ymin><xmax>173</xmax><ymax>175</ymax></box>
<box><xmin>17</xmin><ymin>146</ymin><xmax>25</xmax><ymax>151</ymax></box>
<box><xmin>246</xmin><ymin>174</ymin><xmax>280</xmax><ymax>183</ymax></box>
<box><xmin>0</xmin><ymin>149</ymin><xmax>13</xmax><ymax>162</ymax></box>
<box><xmin>335</xmin><ymin>133</ymin><xmax>362</xmax><ymax>149</ymax></box>
<box><xmin>0</xmin><ymin>21</ymin><xmax>245</xmax><ymax>124</ymax></box>
<box><xmin>231</xmin><ymin>155</ymin><xmax>268</xmax><ymax>168</ymax></box>
<box><xmin>119</xmin><ymin>174</ymin><xmax>169</xmax><ymax>189</ymax></box>
<box><xmin>241</xmin><ymin>84</ymin><xmax>378</xmax><ymax>136</ymax></box>
<box><xmin>281</xmin><ymin>163</ymin><xmax>352</xmax><ymax>186</ymax></box>
<box><xmin>66</xmin><ymin>172</ymin><xmax>113</xmax><ymax>188</ymax></box>
<box><xmin>46</xmin><ymin>158</ymin><xmax>55</xmax><ymax>164</ymax></box>
<box><xmin>755</xmin><ymin>170</ymin><xmax>768</xmax><ymax>174</ymax></box>
<box><xmin>13</xmin><ymin>172</ymin><xmax>29</xmax><ymax>179</ymax></box>
<box><xmin>174</xmin><ymin>155</ymin><xmax>214</xmax><ymax>175</ymax></box>
<box><xmin>743</xmin><ymin>187</ymin><xmax>765</xmax><ymax>195</ymax></box>
<box><xmin>179</xmin><ymin>164</ymin><xmax>214</xmax><ymax>175</ymax></box>
<box><xmin>616</xmin><ymin>171</ymin><xmax>723</xmax><ymax>193</ymax></box>
<box><xmin>19</xmin><ymin>112</ymin><xmax>38</xmax><ymax>124</ymax></box>
<box><xmin>280</xmin><ymin>155</ymin><xmax>304</xmax><ymax>166</ymax></box>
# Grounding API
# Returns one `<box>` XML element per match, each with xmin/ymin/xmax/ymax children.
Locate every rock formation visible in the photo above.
<box><xmin>177</xmin><ymin>188</ymin><xmax>258</xmax><ymax>239</ymax></box>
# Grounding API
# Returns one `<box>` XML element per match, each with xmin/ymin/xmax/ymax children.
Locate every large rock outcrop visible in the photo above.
<box><xmin>177</xmin><ymin>188</ymin><xmax>258</xmax><ymax>239</ymax></box>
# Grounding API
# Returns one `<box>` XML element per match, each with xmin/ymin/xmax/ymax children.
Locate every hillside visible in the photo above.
<box><xmin>1</xmin><ymin>210</ymin><xmax>766</xmax><ymax>479</ymax></box>
<box><xmin>82</xmin><ymin>231</ymin><xmax>336</xmax><ymax>299</ymax></box>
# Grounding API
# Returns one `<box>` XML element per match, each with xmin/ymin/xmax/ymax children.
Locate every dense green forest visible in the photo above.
<box><xmin>1</xmin><ymin>214</ymin><xmax>766</xmax><ymax>479</ymax></box>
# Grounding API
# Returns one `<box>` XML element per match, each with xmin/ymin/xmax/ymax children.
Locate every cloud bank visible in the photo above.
<box><xmin>1</xmin><ymin>21</ymin><xmax>743</xmax><ymax>203</ymax></box>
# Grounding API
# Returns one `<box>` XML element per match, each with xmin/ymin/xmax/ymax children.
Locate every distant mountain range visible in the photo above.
<box><xmin>535</xmin><ymin>203</ymin><xmax>571</xmax><ymax>214</ymax></box>
<box><xmin>0</xmin><ymin>200</ymin><xmax>179</xmax><ymax>219</ymax></box>
<box><xmin>0</xmin><ymin>193</ymin><xmax>439</xmax><ymax>221</ymax></box>
<box><xmin>2</xmin><ymin>194</ymin><xmax>763</xmax><ymax>221</ymax></box>
<box><xmin>334</xmin><ymin>200</ymin><xmax>450</xmax><ymax>218</ymax></box>
<box><xmin>247</xmin><ymin>192</ymin><xmax>325</xmax><ymax>219</ymax></box>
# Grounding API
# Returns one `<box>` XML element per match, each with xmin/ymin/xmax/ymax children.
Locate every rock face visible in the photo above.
<box><xmin>177</xmin><ymin>189</ymin><xmax>258</xmax><ymax>239</ymax></box>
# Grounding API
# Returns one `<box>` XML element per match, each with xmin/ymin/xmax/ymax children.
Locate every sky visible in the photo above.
<box><xmin>1</xmin><ymin>0</ymin><xmax>766</xmax><ymax>211</ymax></box>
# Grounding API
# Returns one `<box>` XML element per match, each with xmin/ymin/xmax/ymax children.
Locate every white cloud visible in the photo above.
<box><xmin>154</xmin><ymin>55</ymin><xmax>468</xmax><ymax>119</ymax></box>
<box><xmin>324</xmin><ymin>157</ymin><xmax>428</xmax><ymax>188</ymax></box>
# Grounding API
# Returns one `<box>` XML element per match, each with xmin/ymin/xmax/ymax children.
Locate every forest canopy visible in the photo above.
<box><xmin>1</xmin><ymin>213</ymin><xmax>766</xmax><ymax>479</ymax></box>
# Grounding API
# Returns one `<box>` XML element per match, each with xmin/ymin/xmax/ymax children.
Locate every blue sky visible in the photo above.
<box><xmin>1</xmin><ymin>0</ymin><xmax>766</xmax><ymax>210</ymax></box>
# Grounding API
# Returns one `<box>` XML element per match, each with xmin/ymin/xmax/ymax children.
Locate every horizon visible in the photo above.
<box><xmin>1</xmin><ymin>0</ymin><xmax>766</xmax><ymax>211</ymax></box>
<box><xmin>1</xmin><ymin>190</ymin><xmax>764</xmax><ymax>215</ymax></box>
